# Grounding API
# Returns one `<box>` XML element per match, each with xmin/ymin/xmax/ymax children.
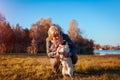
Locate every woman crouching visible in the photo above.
<box><xmin>46</xmin><ymin>24</ymin><xmax>78</xmax><ymax>74</ymax></box>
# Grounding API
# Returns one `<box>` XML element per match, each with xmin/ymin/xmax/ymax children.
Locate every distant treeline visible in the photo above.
<box><xmin>0</xmin><ymin>12</ymin><xmax>94</xmax><ymax>54</ymax></box>
<box><xmin>94</xmin><ymin>44</ymin><xmax>120</xmax><ymax>50</ymax></box>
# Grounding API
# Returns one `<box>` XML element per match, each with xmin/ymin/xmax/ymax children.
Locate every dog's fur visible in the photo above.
<box><xmin>57</xmin><ymin>42</ymin><xmax>74</xmax><ymax>79</ymax></box>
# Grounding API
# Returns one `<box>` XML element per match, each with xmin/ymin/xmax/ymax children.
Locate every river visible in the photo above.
<box><xmin>94</xmin><ymin>50</ymin><xmax>120</xmax><ymax>55</ymax></box>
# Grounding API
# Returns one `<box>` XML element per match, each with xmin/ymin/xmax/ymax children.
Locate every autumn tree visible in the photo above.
<box><xmin>27</xmin><ymin>38</ymin><xmax>38</xmax><ymax>54</ymax></box>
<box><xmin>94</xmin><ymin>44</ymin><xmax>101</xmax><ymax>50</ymax></box>
<box><xmin>29</xmin><ymin>18</ymin><xmax>51</xmax><ymax>53</ymax></box>
<box><xmin>12</xmin><ymin>24</ymin><xmax>30</xmax><ymax>53</ymax></box>
<box><xmin>68</xmin><ymin>19</ymin><xmax>94</xmax><ymax>54</ymax></box>
<box><xmin>0</xmin><ymin>22</ymin><xmax>15</xmax><ymax>53</ymax></box>
<box><xmin>68</xmin><ymin>19</ymin><xmax>83</xmax><ymax>41</ymax></box>
<box><xmin>68</xmin><ymin>19</ymin><xmax>83</xmax><ymax>53</ymax></box>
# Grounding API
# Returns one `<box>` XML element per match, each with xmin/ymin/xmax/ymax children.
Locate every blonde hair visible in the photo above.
<box><xmin>48</xmin><ymin>25</ymin><xmax>62</xmax><ymax>40</ymax></box>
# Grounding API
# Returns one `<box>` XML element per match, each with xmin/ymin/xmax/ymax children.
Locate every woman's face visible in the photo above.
<box><xmin>53</xmin><ymin>34</ymin><xmax>60</xmax><ymax>41</ymax></box>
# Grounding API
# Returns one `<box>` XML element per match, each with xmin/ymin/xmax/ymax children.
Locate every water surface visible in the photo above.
<box><xmin>94</xmin><ymin>50</ymin><xmax>120</xmax><ymax>55</ymax></box>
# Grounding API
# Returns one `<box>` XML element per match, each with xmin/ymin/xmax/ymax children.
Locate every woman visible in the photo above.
<box><xmin>46</xmin><ymin>24</ymin><xmax>78</xmax><ymax>73</ymax></box>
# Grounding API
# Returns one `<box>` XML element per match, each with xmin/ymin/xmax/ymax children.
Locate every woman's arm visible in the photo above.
<box><xmin>46</xmin><ymin>38</ymin><xmax>57</xmax><ymax>58</ymax></box>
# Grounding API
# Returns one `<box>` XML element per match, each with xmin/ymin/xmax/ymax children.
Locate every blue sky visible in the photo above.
<box><xmin>0</xmin><ymin>0</ymin><xmax>120</xmax><ymax>46</ymax></box>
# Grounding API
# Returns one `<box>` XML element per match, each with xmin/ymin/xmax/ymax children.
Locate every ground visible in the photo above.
<box><xmin>0</xmin><ymin>54</ymin><xmax>120</xmax><ymax>80</ymax></box>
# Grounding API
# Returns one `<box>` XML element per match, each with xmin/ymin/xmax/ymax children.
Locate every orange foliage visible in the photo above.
<box><xmin>68</xmin><ymin>19</ymin><xmax>94</xmax><ymax>54</ymax></box>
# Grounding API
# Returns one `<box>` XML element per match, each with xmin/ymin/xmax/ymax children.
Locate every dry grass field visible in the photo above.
<box><xmin>0</xmin><ymin>54</ymin><xmax>120</xmax><ymax>80</ymax></box>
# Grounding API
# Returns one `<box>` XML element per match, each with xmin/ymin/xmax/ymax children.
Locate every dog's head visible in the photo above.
<box><xmin>57</xmin><ymin>41</ymin><xmax>70</xmax><ymax>58</ymax></box>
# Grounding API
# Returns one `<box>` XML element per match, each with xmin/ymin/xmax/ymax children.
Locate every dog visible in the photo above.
<box><xmin>57</xmin><ymin>41</ymin><xmax>74</xmax><ymax>79</ymax></box>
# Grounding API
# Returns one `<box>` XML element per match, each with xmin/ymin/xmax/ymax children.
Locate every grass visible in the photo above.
<box><xmin>0</xmin><ymin>54</ymin><xmax>120</xmax><ymax>80</ymax></box>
